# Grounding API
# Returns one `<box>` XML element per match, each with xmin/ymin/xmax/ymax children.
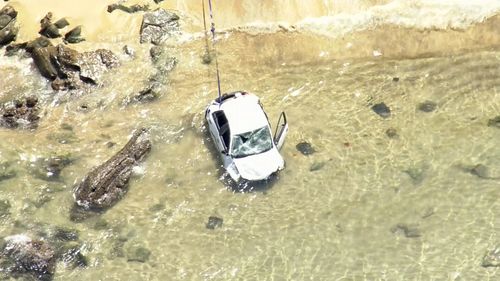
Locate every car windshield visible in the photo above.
<box><xmin>231</xmin><ymin>126</ymin><xmax>273</xmax><ymax>158</ymax></box>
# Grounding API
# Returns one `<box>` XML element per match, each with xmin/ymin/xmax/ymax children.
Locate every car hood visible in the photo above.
<box><xmin>233</xmin><ymin>148</ymin><xmax>284</xmax><ymax>181</ymax></box>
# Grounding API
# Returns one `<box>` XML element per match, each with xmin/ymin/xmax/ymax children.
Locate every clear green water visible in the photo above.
<box><xmin>0</xmin><ymin>1</ymin><xmax>499</xmax><ymax>280</ymax></box>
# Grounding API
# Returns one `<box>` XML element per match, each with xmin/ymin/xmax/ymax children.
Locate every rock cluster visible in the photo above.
<box><xmin>25</xmin><ymin>40</ymin><xmax>119</xmax><ymax>90</ymax></box>
<box><xmin>0</xmin><ymin>5</ymin><xmax>18</xmax><ymax>46</ymax></box>
<box><xmin>0</xmin><ymin>235</ymin><xmax>56</xmax><ymax>280</ymax></box>
<box><xmin>0</xmin><ymin>96</ymin><xmax>40</xmax><ymax>129</ymax></box>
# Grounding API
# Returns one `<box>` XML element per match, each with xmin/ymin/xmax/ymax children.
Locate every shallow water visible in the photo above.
<box><xmin>1</xmin><ymin>0</ymin><xmax>499</xmax><ymax>280</ymax></box>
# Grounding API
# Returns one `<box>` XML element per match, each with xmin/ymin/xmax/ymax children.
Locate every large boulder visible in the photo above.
<box><xmin>0</xmin><ymin>96</ymin><xmax>40</xmax><ymax>129</ymax></box>
<box><xmin>72</xmin><ymin>128</ymin><xmax>151</xmax><ymax>218</ymax></box>
<box><xmin>140</xmin><ymin>8</ymin><xmax>180</xmax><ymax>45</ymax></box>
<box><xmin>0</xmin><ymin>5</ymin><xmax>18</xmax><ymax>46</ymax></box>
<box><xmin>0</xmin><ymin>235</ymin><xmax>56</xmax><ymax>280</ymax></box>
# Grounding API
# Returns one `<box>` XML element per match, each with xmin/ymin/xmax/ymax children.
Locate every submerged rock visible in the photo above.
<box><xmin>108</xmin><ymin>3</ymin><xmax>150</xmax><ymax>13</ymax></box>
<box><xmin>482</xmin><ymin>245</ymin><xmax>500</xmax><ymax>267</ymax></box>
<box><xmin>126</xmin><ymin>244</ymin><xmax>151</xmax><ymax>263</ymax></box>
<box><xmin>0</xmin><ymin>235</ymin><xmax>56</xmax><ymax>280</ymax></box>
<box><xmin>470</xmin><ymin>164</ymin><xmax>490</xmax><ymax>179</ymax></box>
<box><xmin>0</xmin><ymin>161</ymin><xmax>17</xmax><ymax>181</ymax></box>
<box><xmin>371</xmin><ymin>102</ymin><xmax>391</xmax><ymax>118</ymax></box>
<box><xmin>140</xmin><ymin>8</ymin><xmax>180</xmax><ymax>45</ymax></box>
<box><xmin>404</xmin><ymin>166</ymin><xmax>426</xmax><ymax>185</ymax></box>
<box><xmin>487</xmin><ymin>116</ymin><xmax>500</xmax><ymax>128</ymax></box>
<box><xmin>206</xmin><ymin>216</ymin><xmax>223</xmax><ymax>230</ymax></box>
<box><xmin>296</xmin><ymin>142</ymin><xmax>316</xmax><ymax>156</ymax></box>
<box><xmin>72</xmin><ymin>128</ymin><xmax>151</xmax><ymax>218</ymax></box>
<box><xmin>385</xmin><ymin>128</ymin><xmax>399</xmax><ymax>139</ymax></box>
<box><xmin>309</xmin><ymin>161</ymin><xmax>325</xmax><ymax>172</ymax></box>
<box><xmin>150</xmin><ymin>46</ymin><xmax>177</xmax><ymax>74</ymax></box>
<box><xmin>0</xmin><ymin>96</ymin><xmax>40</xmax><ymax>129</ymax></box>
<box><xmin>0</xmin><ymin>199</ymin><xmax>11</xmax><ymax>218</ymax></box>
<box><xmin>0</xmin><ymin>5</ymin><xmax>19</xmax><ymax>46</ymax></box>
<box><xmin>30</xmin><ymin>153</ymin><xmax>73</xmax><ymax>181</ymax></box>
<box><xmin>418</xmin><ymin>100</ymin><xmax>437</xmax><ymax>112</ymax></box>
<box><xmin>391</xmin><ymin>224</ymin><xmax>421</xmax><ymax>238</ymax></box>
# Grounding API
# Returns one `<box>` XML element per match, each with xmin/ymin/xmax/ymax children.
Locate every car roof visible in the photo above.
<box><xmin>220</xmin><ymin>93</ymin><xmax>270</xmax><ymax>135</ymax></box>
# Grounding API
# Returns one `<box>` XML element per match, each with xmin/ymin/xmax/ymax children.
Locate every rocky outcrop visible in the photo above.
<box><xmin>24</xmin><ymin>41</ymin><xmax>119</xmax><ymax>90</ymax></box>
<box><xmin>140</xmin><ymin>8</ymin><xmax>180</xmax><ymax>45</ymax></box>
<box><xmin>72</xmin><ymin>128</ymin><xmax>151</xmax><ymax>219</ymax></box>
<box><xmin>0</xmin><ymin>235</ymin><xmax>56</xmax><ymax>280</ymax></box>
<box><xmin>0</xmin><ymin>5</ymin><xmax>18</xmax><ymax>46</ymax></box>
<box><xmin>0</xmin><ymin>96</ymin><xmax>40</xmax><ymax>129</ymax></box>
<box><xmin>107</xmin><ymin>3</ymin><xmax>150</xmax><ymax>14</ymax></box>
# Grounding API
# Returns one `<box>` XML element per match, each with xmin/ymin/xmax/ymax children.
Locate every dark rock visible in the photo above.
<box><xmin>391</xmin><ymin>224</ymin><xmax>421</xmax><ymax>238</ymax></box>
<box><xmin>64</xmin><ymin>26</ymin><xmax>85</xmax><ymax>44</ymax></box>
<box><xmin>54</xmin><ymin>18</ymin><xmax>69</xmax><ymax>29</ymax></box>
<box><xmin>30</xmin><ymin>153</ymin><xmax>73</xmax><ymax>181</ymax></box>
<box><xmin>0</xmin><ymin>161</ymin><xmax>16</xmax><ymax>181</ymax></box>
<box><xmin>108</xmin><ymin>3</ymin><xmax>150</xmax><ymax>13</ymax></box>
<box><xmin>140</xmin><ymin>8</ymin><xmax>180</xmax><ymax>45</ymax></box>
<box><xmin>123</xmin><ymin>45</ymin><xmax>135</xmax><ymax>57</ymax></box>
<box><xmin>371</xmin><ymin>102</ymin><xmax>391</xmax><ymax>118</ymax></box>
<box><xmin>296</xmin><ymin>142</ymin><xmax>315</xmax><ymax>156</ymax></box>
<box><xmin>0</xmin><ymin>235</ymin><xmax>56</xmax><ymax>280</ymax></box>
<box><xmin>482</xmin><ymin>245</ymin><xmax>500</xmax><ymax>267</ymax></box>
<box><xmin>0</xmin><ymin>199</ymin><xmax>11</xmax><ymax>218</ymax></box>
<box><xmin>470</xmin><ymin>164</ymin><xmax>490</xmax><ymax>179</ymax></box>
<box><xmin>385</xmin><ymin>128</ymin><xmax>399</xmax><ymax>139</ymax></box>
<box><xmin>130</xmin><ymin>85</ymin><xmax>161</xmax><ymax>104</ymax></box>
<box><xmin>40</xmin><ymin>24</ymin><xmax>60</xmax><ymax>38</ymax></box>
<box><xmin>126</xmin><ymin>245</ymin><xmax>151</xmax><ymax>263</ymax></box>
<box><xmin>0</xmin><ymin>96</ymin><xmax>40</xmax><ymax>129</ymax></box>
<box><xmin>39</xmin><ymin>12</ymin><xmax>52</xmax><ymax>30</ymax></box>
<box><xmin>392</xmin><ymin>77</ymin><xmax>399</xmax><ymax>82</ymax></box>
<box><xmin>154</xmin><ymin>0</ymin><xmax>165</xmax><ymax>3</ymax></box>
<box><xmin>72</xmin><ymin>128</ymin><xmax>151</xmax><ymax>216</ymax></box>
<box><xmin>309</xmin><ymin>162</ymin><xmax>325</xmax><ymax>172</ymax></box>
<box><xmin>0</xmin><ymin>5</ymin><xmax>19</xmax><ymax>46</ymax></box>
<box><xmin>418</xmin><ymin>100</ymin><xmax>437</xmax><ymax>112</ymax></box>
<box><xmin>206</xmin><ymin>216</ymin><xmax>223</xmax><ymax>230</ymax></box>
<box><xmin>32</xmin><ymin>45</ymin><xmax>58</xmax><ymax>79</ymax></box>
<box><xmin>487</xmin><ymin>116</ymin><xmax>500</xmax><ymax>128</ymax></box>
<box><xmin>5</xmin><ymin>42</ymin><xmax>27</xmax><ymax>57</ymax></box>
<box><xmin>52</xmin><ymin>227</ymin><xmax>79</xmax><ymax>242</ymax></box>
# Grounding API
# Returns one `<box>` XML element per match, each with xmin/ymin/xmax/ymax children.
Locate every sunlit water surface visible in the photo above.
<box><xmin>0</xmin><ymin>0</ymin><xmax>499</xmax><ymax>280</ymax></box>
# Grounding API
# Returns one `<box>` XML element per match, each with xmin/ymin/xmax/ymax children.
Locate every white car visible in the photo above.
<box><xmin>205</xmin><ymin>91</ymin><xmax>288</xmax><ymax>184</ymax></box>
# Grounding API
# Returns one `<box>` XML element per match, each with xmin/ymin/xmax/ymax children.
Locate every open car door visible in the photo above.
<box><xmin>273</xmin><ymin>112</ymin><xmax>288</xmax><ymax>150</ymax></box>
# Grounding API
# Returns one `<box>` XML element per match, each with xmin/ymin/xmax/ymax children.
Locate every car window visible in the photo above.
<box><xmin>231</xmin><ymin>126</ymin><xmax>273</xmax><ymax>158</ymax></box>
<box><xmin>213</xmin><ymin>111</ymin><xmax>230</xmax><ymax>150</ymax></box>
